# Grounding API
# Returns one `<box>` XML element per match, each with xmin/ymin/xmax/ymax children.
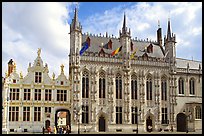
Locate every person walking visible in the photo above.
<box><xmin>54</xmin><ymin>126</ymin><xmax>57</xmax><ymax>134</ymax></box>
<box><xmin>42</xmin><ymin>127</ymin><xmax>45</xmax><ymax>134</ymax></box>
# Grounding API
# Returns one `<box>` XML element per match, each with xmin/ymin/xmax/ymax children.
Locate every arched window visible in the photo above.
<box><xmin>82</xmin><ymin>71</ymin><xmax>89</xmax><ymax>98</ymax></box>
<box><xmin>131</xmin><ymin>74</ymin><xmax>137</xmax><ymax>100</ymax></box>
<box><xmin>178</xmin><ymin>78</ymin><xmax>184</xmax><ymax>94</ymax></box>
<box><xmin>116</xmin><ymin>73</ymin><xmax>122</xmax><ymax>99</ymax></box>
<box><xmin>146</xmin><ymin>75</ymin><xmax>152</xmax><ymax>100</ymax></box>
<box><xmin>99</xmin><ymin>72</ymin><xmax>106</xmax><ymax>98</ymax></box>
<box><xmin>161</xmin><ymin>76</ymin><xmax>167</xmax><ymax>101</ymax></box>
<box><xmin>189</xmin><ymin>78</ymin><xmax>195</xmax><ymax>95</ymax></box>
<box><xmin>195</xmin><ymin>106</ymin><xmax>201</xmax><ymax>119</ymax></box>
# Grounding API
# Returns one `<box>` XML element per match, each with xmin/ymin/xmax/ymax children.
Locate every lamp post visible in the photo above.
<box><xmin>186</xmin><ymin>111</ymin><xmax>192</xmax><ymax>133</ymax></box>
<box><xmin>136</xmin><ymin>109</ymin><xmax>141</xmax><ymax>134</ymax></box>
<box><xmin>74</xmin><ymin>106</ymin><xmax>80</xmax><ymax>134</ymax></box>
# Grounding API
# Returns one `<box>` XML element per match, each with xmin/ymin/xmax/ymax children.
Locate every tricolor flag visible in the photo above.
<box><xmin>79</xmin><ymin>42</ymin><xmax>89</xmax><ymax>56</ymax></box>
<box><xmin>111</xmin><ymin>46</ymin><xmax>122</xmax><ymax>56</ymax></box>
<box><xmin>130</xmin><ymin>48</ymin><xmax>137</xmax><ymax>60</ymax></box>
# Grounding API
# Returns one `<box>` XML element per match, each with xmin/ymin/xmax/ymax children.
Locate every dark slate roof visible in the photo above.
<box><xmin>81</xmin><ymin>34</ymin><xmax>164</xmax><ymax>58</ymax></box>
<box><xmin>176</xmin><ymin>58</ymin><xmax>202</xmax><ymax>70</ymax></box>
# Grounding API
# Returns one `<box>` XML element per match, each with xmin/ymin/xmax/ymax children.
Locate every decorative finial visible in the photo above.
<box><xmin>158</xmin><ymin>20</ymin><xmax>160</xmax><ymax>28</ymax></box>
<box><xmin>52</xmin><ymin>72</ymin><xmax>55</xmax><ymax>80</ymax></box>
<box><xmin>13</xmin><ymin>62</ymin><xmax>16</xmax><ymax>72</ymax></box>
<box><xmin>61</xmin><ymin>64</ymin><xmax>64</xmax><ymax>74</ymax></box>
<box><xmin>5</xmin><ymin>71</ymin><xmax>8</xmax><ymax>77</ymax></box>
<box><xmin>37</xmin><ymin>48</ymin><xmax>41</xmax><ymax>57</ymax></box>
<box><xmin>20</xmin><ymin>71</ymin><xmax>23</xmax><ymax>78</ymax></box>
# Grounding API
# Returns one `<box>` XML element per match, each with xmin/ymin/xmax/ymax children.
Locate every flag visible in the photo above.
<box><xmin>79</xmin><ymin>42</ymin><xmax>89</xmax><ymax>56</ymax></box>
<box><xmin>130</xmin><ymin>48</ymin><xmax>137</xmax><ymax>60</ymax></box>
<box><xmin>111</xmin><ymin>46</ymin><xmax>122</xmax><ymax>56</ymax></box>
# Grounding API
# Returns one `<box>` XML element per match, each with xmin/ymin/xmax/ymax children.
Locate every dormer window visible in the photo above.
<box><xmin>35</xmin><ymin>72</ymin><xmax>42</xmax><ymax>83</ymax></box>
<box><xmin>13</xmin><ymin>79</ymin><xmax>16</xmax><ymax>83</ymax></box>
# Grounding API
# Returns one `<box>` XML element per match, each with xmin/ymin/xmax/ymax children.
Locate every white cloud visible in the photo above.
<box><xmin>2</xmin><ymin>2</ymin><xmax>74</xmax><ymax>77</ymax></box>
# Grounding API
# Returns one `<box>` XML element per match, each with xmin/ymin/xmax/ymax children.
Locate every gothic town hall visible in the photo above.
<box><xmin>69</xmin><ymin>8</ymin><xmax>202</xmax><ymax>133</ymax></box>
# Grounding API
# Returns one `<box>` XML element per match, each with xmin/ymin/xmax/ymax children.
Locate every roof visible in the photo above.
<box><xmin>58</xmin><ymin>112</ymin><xmax>67</xmax><ymax>118</ymax></box>
<box><xmin>81</xmin><ymin>34</ymin><xmax>164</xmax><ymax>59</ymax></box>
<box><xmin>176</xmin><ymin>58</ymin><xmax>202</xmax><ymax>70</ymax></box>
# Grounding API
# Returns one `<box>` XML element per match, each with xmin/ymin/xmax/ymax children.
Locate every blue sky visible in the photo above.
<box><xmin>2</xmin><ymin>2</ymin><xmax>202</xmax><ymax>77</ymax></box>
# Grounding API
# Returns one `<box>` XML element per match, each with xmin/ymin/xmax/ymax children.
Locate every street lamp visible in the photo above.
<box><xmin>186</xmin><ymin>111</ymin><xmax>192</xmax><ymax>133</ymax></box>
<box><xmin>136</xmin><ymin>108</ymin><xmax>141</xmax><ymax>134</ymax></box>
<box><xmin>73</xmin><ymin>107</ymin><xmax>80</xmax><ymax>134</ymax></box>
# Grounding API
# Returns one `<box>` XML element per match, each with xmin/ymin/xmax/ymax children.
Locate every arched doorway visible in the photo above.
<box><xmin>45</xmin><ymin>120</ymin><xmax>50</xmax><ymax>130</ymax></box>
<box><xmin>146</xmin><ymin>116</ymin><xmax>152</xmax><ymax>132</ymax></box>
<box><xmin>177</xmin><ymin>113</ymin><xmax>187</xmax><ymax>132</ymax></box>
<box><xmin>55</xmin><ymin>109</ymin><xmax>71</xmax><ymax>133</ymax></box>
<box><xmin>99</xmin><ymin>116</ymin><xmax>105</xmax><ymax>132</ymax></box>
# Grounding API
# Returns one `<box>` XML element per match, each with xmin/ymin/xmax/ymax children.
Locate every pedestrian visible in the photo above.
<box><xmin>48</xmin><ymin>126</ymin><xmax>51</xmax><ymax>134</ymax></box>
<box><xmin>66</xmin><ymin>125</ymin><xmax>70</xmax><ymax>134</ymax></box>
<box><xmin>42</xmin><ymin>127</ymin><xmax>45</xmax><ymax>134</ymax></box>
<box><xmin>54</xmin><ymin>126</ymin><xmax>57</xmax><ymax>134</ymax></box>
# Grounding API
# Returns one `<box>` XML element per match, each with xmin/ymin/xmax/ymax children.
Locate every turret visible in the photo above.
<box><xmin>119</xmin><ymin>13</ymin><xmax>131</xmax><ymax>60</ymax></box>
<box><xmin>164</xmin><ymin>18</ymin><xmax>176</xmax><ymax>64</ymax></box>
<box><xmin>157</xmin><ymin>20</ymin><xmax>165</xmax><ymax>55</ymax></box>
<box><xmin>69</xmin><ymin>7</ymin><xmax>82</xmax><ymax>66</ymax></box>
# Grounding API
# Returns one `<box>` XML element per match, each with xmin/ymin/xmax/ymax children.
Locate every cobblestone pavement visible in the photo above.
<box><xmin>2</xmin><ymin>130</ymin><xmax>202</xmax><ymax>134</ymax></box>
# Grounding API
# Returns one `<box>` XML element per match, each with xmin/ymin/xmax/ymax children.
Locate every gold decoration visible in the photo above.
<box><xmin>37</xmin><ymin>48</ymin><xmax>41</xmax><ymax>57</ymax></box>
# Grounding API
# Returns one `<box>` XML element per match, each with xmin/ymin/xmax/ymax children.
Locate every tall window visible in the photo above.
<box><xmin>9</xmin><ymin>107</ymin><xmax>19</xmax><ymax>121</ymax></box>
<box><xmin>82</xmin><ymin>71</ymin><xmax>89</xmax><ymax>98</ymax></box>
<box><xmin>45</xmin><ymin>107</ymin><xmax>51</xmax><ymax>113</ymax></box>
<box><xmin>178</xmin><ymin>78</ymin><xmax>184</xmax><ymax>94</ymax></box>
<box><xmin>57</xmin><ymin>90</ymin><xmax>67</xmax><ymax>101</ymax></box>
<box><xmin>10</xmin><ymin>88</ymin><xmax>20</xmax><ymax>100</ymax></box>
<box><xmin>116</xmin><ymin>74</ymin><xmax>122</xmax><ymax>99</ymax></box>
<box><xmin>82</xmin><ymin>105</ymin><xmax>89</xmax><ymax>124</ymax></box>
<box><xmin>45</xmin><ymin>89</ymin><xmax>52</xmax><ymax>101</ymax></box>
<box><xmin>34</xmin><ymin>89</ymin><xmax>41</xmax><ymax>101</ymax></box>
<box><xmin>34</xmin><ymin>107</ymin><xmax>41</xmax><ymax>121</ymax></box>
<box><xmin>189</xmin><ymin>78</ymin><xmax>195</xmax><ymax>95</ymax></box>
<box><xmin>131</xmin><ymin>75</ymin><xmax>137</xmax><ymax>100</ymax></box>
<box><xmin>161</xmin><ymin>77</ymin><xmax>167</xmax><ymax>101</ymax></box>
<box><xmin>23</xmin><ymin>107</ymin><xmax>30</xmax><ymax>121</ymax></box>
<box><xmin>146</xmin><ymin>76</ymin><xmax>152</xmax><ymax>100</ymax></box>
<box><xmin>161</xmin><ymin>108</ymin><xmax>168</xmax><ymax>124</ymax></box>
<box><xmin>116</xmin><ymin>107</ymin><xmax>122</xmax><ymax>124</ymax></box>
<box><xmin>35</xmin><ymin>72</ymin><xmax>42</xmax><ymax>83</ymax></box>
<box><xmin>195</xmin><ymin>106</ymin><xmax>201</xmax><ymax>119</ymax></box>
<box><xmin>24</xmin><ymin>89</ymin><xmax>31</xmax><ymax>100</ymax></box>
<box><xmin>131</xmin><ymin>107</ymin><xmax>138</xmax><ymax>124</ymax></box>
<box><xmin>99</xmin><ymin>72</ymin><xmax>106</xmax><ymax>98</ymax></box>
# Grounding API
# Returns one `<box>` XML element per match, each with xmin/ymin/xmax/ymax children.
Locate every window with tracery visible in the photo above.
<box><xmin>161</xmin><ymin>76</ymin><xmax>167</xmax><ymax>101</ymax></box>
<box><xmin>116</xmin><ymin>73</ymin><xmax>122</xmax><ymax>99</ymax></box>
<box><xmin>189</xmin><ymin>78</ymin><xmax>195</xmax><ymax>95</ymax></box>
<box><xmin>178</xmin><ymin>78</ymin><xmax>184</xmax><ymax>94</ymax></box>
<box><xmin>131</xmin><ymin>74</ymin><xmax>137</xmax><ymax>100</ymax></box>
<box><xmin>82</xmin><ymin>71</ymin><xmax>89</xmax><ymax>98</ymax></box>
<box><xmin>146</xmin><ymin>75</ymin><xmax>152</xmax><ymax>100</ymax></box>
<box><xmin>99</xmin><ymin>72</ymin><xmax>106</xmax><ymax>98</ymax></box>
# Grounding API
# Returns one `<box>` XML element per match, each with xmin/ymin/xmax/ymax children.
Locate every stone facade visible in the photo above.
<box><xmin>2</xmin><ymin>49</ymin><xmax>71</xmax><ymax>133</ymax></box>
<box><xmin>69</xmin><ymin>8</ymin><xmax>202</xmax><ymax>133</ymax></box>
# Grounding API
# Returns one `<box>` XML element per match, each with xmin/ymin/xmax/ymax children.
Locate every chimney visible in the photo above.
<box><xmin>8</xmin><ymin>59</ymin><xmax>14</xmax><ymax>76</ymax></box>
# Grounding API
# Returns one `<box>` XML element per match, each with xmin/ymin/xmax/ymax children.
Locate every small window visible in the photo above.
<box><xmin>13</xmin><ymin>79</ymin><xmax>16</xmax><ymax>83</ymax></box>
<box><xmin>61</xmin><ymin>81</ymin><xmax>64</xmax><ymax>85</ymax></box>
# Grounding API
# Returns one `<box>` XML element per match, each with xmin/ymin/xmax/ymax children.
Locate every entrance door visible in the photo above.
<box><xmin>177</xmin><ymin>113</ymin><xmax>187</xmax><ymax>132</ymax></box>
<box><xmin>45</xmin><ymin>120</ymin><xmax>50</xmax><ymax>129</ymax></box>
<box><xmin>146</xmin><ymin>116</ymin><xmax>152</xmax><ymax>132</ymax></box>
<box><xmin>99</xmin><ymin>116</ymin><xmax>105</xmax><ymax>132</ymax></box>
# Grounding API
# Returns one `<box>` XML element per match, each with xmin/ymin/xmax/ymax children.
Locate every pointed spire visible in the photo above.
<box><xmin>167</xmin><ymin>18</ymin><xmax>171</xmax><ymax>41</ymax></box>
<box><xmin>74</xmin><ymin>7</ymin><xmax>78</xmax><ymax>28</ymax></box>
<box><xmin>123</xmin><ymin>12</ymin><xmax>126</xmax><ymax>30</ymax></box>
<box><xmin>158</xmin><ymin>20</ymin><xmax>160</xmax><ymax>28</ymax></box>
